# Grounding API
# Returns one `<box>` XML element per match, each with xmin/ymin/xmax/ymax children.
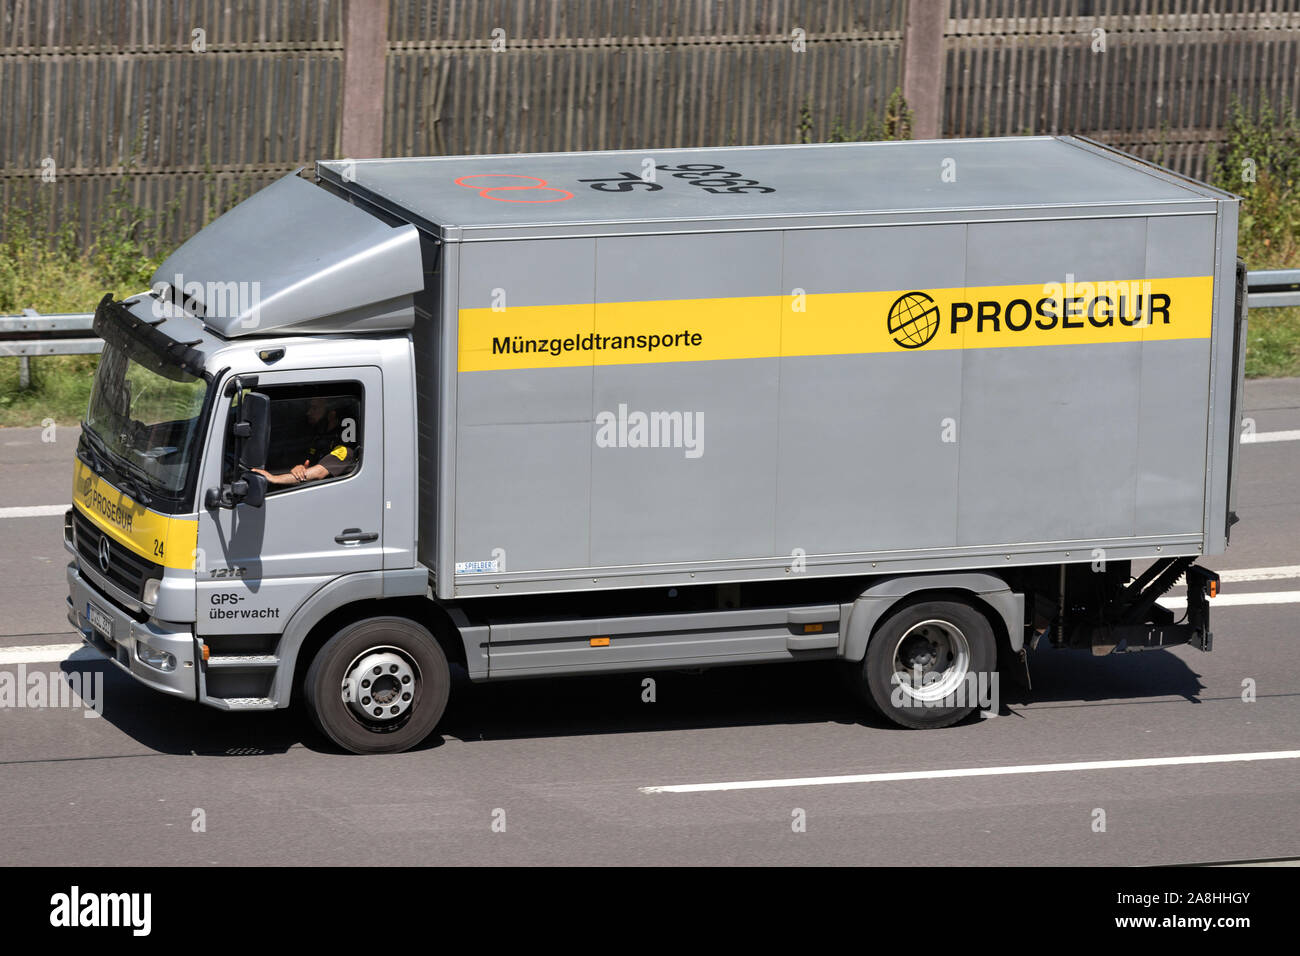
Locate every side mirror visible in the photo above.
<box><xmin>236</xmin><ymin>391</ymin><xmax>270</xmax><ymax>471</ymax></box>
<box><xmin>204</xmin><ymin>388</ymin><xmax>271</xmax><ymax>510</ymax></box>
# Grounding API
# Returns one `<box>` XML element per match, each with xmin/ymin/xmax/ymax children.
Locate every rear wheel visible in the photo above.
<box><xmin>304</xmin><ymin>616</ymin><xmax>450</xmax><ymax>754</ymax></box>
<box><xmin>861</xmin><ymin>600</ymin><xmax>997</xmax><ymax>729</ymax></box>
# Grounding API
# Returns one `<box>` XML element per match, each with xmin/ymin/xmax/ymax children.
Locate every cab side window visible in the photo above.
<box><xmin>254</xmin><ymin>382</ymin><xmax>363</xmax><ymax>495</ymax></box>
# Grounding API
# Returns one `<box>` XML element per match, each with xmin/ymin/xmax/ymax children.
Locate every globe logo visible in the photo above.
<box><xmin>887</xmin><ymin>291</ymin><xmax>940</xmax><ymax>349</ymax></box>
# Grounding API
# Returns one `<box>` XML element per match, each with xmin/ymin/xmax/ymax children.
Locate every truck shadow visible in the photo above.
<box><xmin>64</xmin><ymin>661</ymin><xmax>305</xmax><ymax>757</ymax></box>
<box><xmin>69</xmin><ymin>647</ymin><xmax>1211</xmax><ymax>755</ymax></box>
<box><xmin>436</xmin><ymin>663</ymin><xmax>877</xmax><ymax>745</ymax></box>
<box><xmin>1009</xmin><ymin>645</ymin><xmax>1209</xmax><ymax>707</ymax></box>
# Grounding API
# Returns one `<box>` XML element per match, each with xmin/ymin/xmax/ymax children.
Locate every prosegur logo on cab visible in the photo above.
<box><xmin>77</xmin><ymin>473</ymin><xmax>135</xmax><ymax>532</ymax></box>
<box><xmin>886</xmin><ymin>277</ymin><xmax>1174</xmax><ymax>350</ymax></box>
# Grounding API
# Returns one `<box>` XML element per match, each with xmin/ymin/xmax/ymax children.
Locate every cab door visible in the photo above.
<box><xmin>196</xmin><ymin>366</ymin><xmax>384</xmax><ymax>634</ymax></box>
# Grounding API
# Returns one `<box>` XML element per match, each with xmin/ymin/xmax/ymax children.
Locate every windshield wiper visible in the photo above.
<box><xmin>115</xmin><ymin>475</ymin><xmax>153</xmax><ymax>506</ymax></box>
<box><xmin>110</xmin><ymin>448</ymin><xmax>164</xmax><ymax>504</ymax></box>
<box><xmin>78</xmin><ymin>439</ymin><xmax>104</xmax><ymax>473</ymax></box>
<box><xmin>78</xmin><ymin>428</ymin><xmax>113</xmax><ymax>475</ymax></box>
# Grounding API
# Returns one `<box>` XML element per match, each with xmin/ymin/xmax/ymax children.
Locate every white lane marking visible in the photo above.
<box><xmin>1161</xmin><ymin>590</ymin><xmax>1300</xmax><ymax>609</ymax></box>
<box><xmin>0</xmin><ymin>504</ymin><xmax>68</xmax><ymax>518</ymax></box>
<box><xmin>0</xmin><ymin>643</ymin><xmax>97</xmax><ymax>666</ymax></box>
<box><xmin>1172</xmin><ymin>565</ymin><xmax>1300</xmax><ymax>589</ymax></box>
<box><xmin>1218</xmin><ymin>565</ymin><xmax>1300</xmax><ymax>582</ymax></box>
<box><xmin>1243</xmin><ymin>429</ymin><xmax>1300</xmax><ymax>444</ymax></box>
<box><xmin>641</xmin><ymin>750</ymin><xmax>1300</xmax><ymax>794</ymax></box>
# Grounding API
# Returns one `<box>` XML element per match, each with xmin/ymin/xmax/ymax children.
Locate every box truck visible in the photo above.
<box><xmin>65</xmin><ymin>136</ymin><xmax>1245</xmax><ymax>753</ymax></box>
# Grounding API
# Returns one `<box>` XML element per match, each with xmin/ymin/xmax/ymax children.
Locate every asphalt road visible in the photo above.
<box><xmin>1</xmin><ymin>381</ymin><xmax>1298</xmax><ymax>866</ymax></box>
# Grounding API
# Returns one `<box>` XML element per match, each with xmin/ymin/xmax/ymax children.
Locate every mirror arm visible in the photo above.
<box><xmin>204</xmin><ymin>485</ymin><xmax>233</xmax><ymax>509</ymax></box>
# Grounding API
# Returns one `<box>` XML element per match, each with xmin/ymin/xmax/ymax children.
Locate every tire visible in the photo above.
<box><xmin>861</xmin><ymin>600</ymin><xmax>997</xmax><ymax>729</ymax></box>
<box><xmin>304</xmin><ymin>616</ymin><xmax>451</xmax><ymax>754</ymax></box>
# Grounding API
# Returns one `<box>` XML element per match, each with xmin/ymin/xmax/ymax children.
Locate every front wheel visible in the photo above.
<box><xmin>861</xmin><ymin>600</ymin><xmax>997</xmax><ymax>729</ymax></box>
<box><xmin>304</xmin><ymin>616</ymin><xmax>451</xmax><ymax>754</ymax></box>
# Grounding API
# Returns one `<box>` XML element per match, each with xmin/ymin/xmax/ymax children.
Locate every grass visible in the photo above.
<box><xmin>1212</xmin><ymin>98</ymin><xmax>1300</xmax><ymax>378</ymax></box>
<box><xmin>1244</xmin><ymin>306</ymin><xmax>1300</xmax><ymax>379</ymax></box>
<box><xmin>0</xmin><ymin>355</ymin><xmax>100</xmax><ymax>427</ymax></box>
<box><xmin>0</xmin><ymin>214</ymin><xmax>121</xmax><ymax>427</ymax></box>
<box><xmin>0</xmin><ymin>177</ymin><xmax>168</xmax><ymax>427</ymax></box>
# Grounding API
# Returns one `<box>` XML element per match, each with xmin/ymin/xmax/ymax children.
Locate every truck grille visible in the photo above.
<box><xmin>72</xmin><ymin>507</ymin><xmax>162</xmax><ymax>601</ymax></box>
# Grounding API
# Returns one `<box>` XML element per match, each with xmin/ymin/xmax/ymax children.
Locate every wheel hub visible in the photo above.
<box><xmin>891</xmin><ymin>620</ymin><xmax>971</xmax><ymax>703</ymax></box>
<box><xmin>341</xmin><ymin>648</ymin><xmax>417</xmax><ymax>722</ymax></box>
<box><xmin>899</xmin><ymin>634</ymin><xmax>938</xmax><ymax>669</ymax></box>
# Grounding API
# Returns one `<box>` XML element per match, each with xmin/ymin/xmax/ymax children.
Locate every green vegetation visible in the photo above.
<box><xmin>798</xmin><ymin>88</ymin><xmax>914</xmax><ymax>144</ymax></box>
<box><xmin>0</xmin><ymin>174</ymin><xmax>175</xmax><ymax>426</ymax></box>
<box><xmin>1242</xmin><ymin>306</ymin><xmax>1300</xmax><ymax>380</ymax></box>
<box><xmin>0</xmin><ymin>352</ymin><xmax>100</xmax><ymax>427</ymax></box>
<box><xmin>1211</xmin><ymin>98</ymin><xmax>1300</xmax><ymax>267</ymax></box>
<box><xmin>1210</xmin><ymin>98</ymin><xmax>1300</xmax><ymax>379</ymax></box>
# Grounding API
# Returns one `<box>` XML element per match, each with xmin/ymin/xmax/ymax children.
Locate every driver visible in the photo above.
<box><xmin>252</xmin><ymin>396</ymin><xmax>356</xmax><ymax>486</ymax></box>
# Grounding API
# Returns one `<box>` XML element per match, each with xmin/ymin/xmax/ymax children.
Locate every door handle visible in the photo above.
<box><xmin>335</xmin><ymin>528</ymin><xmax>379</xmax><ymax>545</ymax></box>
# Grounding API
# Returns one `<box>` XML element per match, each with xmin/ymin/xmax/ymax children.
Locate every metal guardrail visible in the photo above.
<box><xmin>0</xmin><ymin>309</ymin><xmax>101</xmax><ymax>358</ymax></box>
<box><xmin>1</xmin><ymin>270</ymin><xmax>1298</xmax><ymax>361</ymax></box>
<box><xmin>1246</xmin><ymin>269</ymin><xmax>1300</xmax><ymax>309</ymax></box>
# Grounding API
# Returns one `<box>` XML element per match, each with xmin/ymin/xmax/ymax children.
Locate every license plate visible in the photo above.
<box><xmin>87</xmin><ymin>602</ymin><xmax>113</xmax><ymax>642</ymax></box>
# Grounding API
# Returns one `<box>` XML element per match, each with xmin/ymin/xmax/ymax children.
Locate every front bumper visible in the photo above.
<box><xmin>66</xmin><ymin>562</ymin><xmax>198</xmax><ymax>700</ymax></box>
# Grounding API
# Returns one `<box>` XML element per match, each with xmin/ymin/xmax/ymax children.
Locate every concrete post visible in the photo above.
<box><xmin>341</xmin><ymin>0</ymin><xmax>389</xmax><ymax>158</ymax></box>
<box><xmin>902</xmin><ymin>0</ymin><xmax>948</xmax><ymax>140</ymax></box>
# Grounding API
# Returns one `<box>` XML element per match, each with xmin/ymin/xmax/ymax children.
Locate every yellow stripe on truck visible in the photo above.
<box><xmin>458</xmin><ymin>276</ymin><xmax>1214</xmax><ymax>372</ymax></box>
<box><xmin>73</xmin><ymin>459</ymin><xmax>198</xmax><ymax>570</ymax></box>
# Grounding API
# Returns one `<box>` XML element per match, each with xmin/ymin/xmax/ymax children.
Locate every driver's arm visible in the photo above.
<box><xmin>251</xmin><ymin>459</ymin><xmax>328</xmax><ymax>485</ymax></box>
<box><xmin>292</xmin><ymin>461</ymin><xmax>332</xmax><ymax>482</ymax></box>
<box><xmin>250</xmin><ymin>464</ymin><xmax>308</xmax><ymax>485</ymax></box>
<box><xmin>306</xmin><ymin>444</ymin><xmax>354</xmax><ymax>480</ymax></box>
<box><xmin>253</xmin><ymin>445</ymin><xmax>351</xmax><ymax>486</ymax></box>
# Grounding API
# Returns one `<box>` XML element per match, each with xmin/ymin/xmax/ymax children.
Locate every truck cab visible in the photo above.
<box><xmin>66</xmin><ymin>173</ymin><xmax>442</xmax><ymax>747</ymax></box>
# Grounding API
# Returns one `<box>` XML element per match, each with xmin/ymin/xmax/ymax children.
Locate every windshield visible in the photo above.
<box><xmin>84</xmin><ymin>340</ymin><xmax>209</xmax><ymax>499</ymax></box>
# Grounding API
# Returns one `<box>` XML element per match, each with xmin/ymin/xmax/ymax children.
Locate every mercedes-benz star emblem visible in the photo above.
<box><xmin>98</xmin><ymin>536</ymin><xmax>112</xmax><ymax>573</ymax></box>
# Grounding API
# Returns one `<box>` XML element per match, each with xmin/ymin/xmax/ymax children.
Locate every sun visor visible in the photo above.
<box><xmin>150</xmin><ymin>172</ymin><xmax>424</xmax><ymax>338</ymax></box>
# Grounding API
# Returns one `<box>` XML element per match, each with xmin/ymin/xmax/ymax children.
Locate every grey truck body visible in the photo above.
<box><xmin>64</xmin><ymin>136</ymin><xmax>1244</xmax><ymax>710</ymax></box>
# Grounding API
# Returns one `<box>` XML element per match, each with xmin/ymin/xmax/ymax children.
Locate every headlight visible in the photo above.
<box><xmin>142</xmin><ymin>578</ymin><xmax>161</xmax><ymax>606</ymax></box>
<box><xmin>136</xmin><ymin>643</ymin><xmax>175</xmax><ymax>672</ymax></box>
